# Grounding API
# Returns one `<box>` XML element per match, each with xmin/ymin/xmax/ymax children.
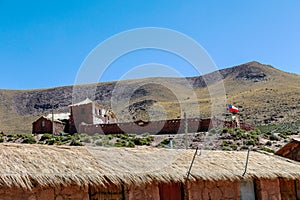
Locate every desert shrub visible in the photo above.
<box><xmin>260</xmin><ymin>146</ymin><xmax>274</xmax><ymax>153</ymax></box>
<box><xmin>241</xmin><ymin>145</ymin><xmax>249</xmax><ymax>150</ymax></box>
<box><xmin>278</xmin><ymin>133</ymin><xmax>287</xmax><ymax>139</ymax></box>
<box><xmin>46</xmin><ymin>138</ymin><xmax>56</xmax><ymax>145</ymax></box>
<box><xmin>127</xmin><ymin>140</ymin><xmax>135</xmax><ymax>148</ymax></box>
<box><xmin>0</xmin><ymin>136</ymin><xmax>3</xmax><ymax>143</ymax></box>
<box><xmin>114</xmin><ymin>142</ymin><xmax>123</xmax><ymax>147</ymax></box>
<box><xmin>40</xmin><ymin>134</ymin><xmax>52</xmax><ymax>141</ymax></box>
<box><xmin>158</xmin><ymin>138</ymin><xmax>171</xmax><ymax>147</ymax></box>
<box><xmin>80</xmin><ymin>135</ymin><xmax>92</xmax><ymax>143</ymax></box>
<box><xmin>61</xmin><ymin>135</ymin><xmax>72</xmax><ymax>143</ymax></box>
<box><xmin>132</xmin><ymin>137</ymin><xmax>151</xmax><ymax>146</ymax></box>
<box><xmin>116</xmin><ymin>134</ymin><xmax>128</xmax><ymax>140</ymax></box>
<box><xmin>250</xmin><ymin>134</ymin><xmax>259</xmax><ymax>142</ymax></box>
<box><xmin>221</xmin><ymin>140</ymin><xmax>232</xmax><ymax>146</ymax></box>
<box><xmin>70</xmin><ymin>139</ymin><xmax>83</xmax><ymax>146</ymax></box>
<box><xmin>229</xmin><ymin>128</ymin><xmax>246</xmax><ymax>140</ymax></box>
<box><xmin>145</xmin><ymin>135</ymin><xmax>154</xmax><ymax>142</ymax></box>
<box><xmin>222</xmin><ymin>128</ymin><xmax>229</xmax><ymax>133</ymax></box>
<box><xmin>72</xmin><ymin>133</ymin><xmax>80</xmax><ymax>140</ymax></box>
<box><xmin>107</xmin><ymin>134</ymin><xmax>113</xmax><ymax>140</ymax></box>
<box><xmin>230</xmin><ymin>144</ymin><xmax>238</xmax><ymax>150</ymax></box>
<box><xmin>222</xmin><ymin>147</ymin><xmax>231</xmax><ymax>151</ymax></box>
<box><xmin>244</xmin><ymin>139</ymin><xmax>255</xmax><ymax>146</ymax></box>
<box><xmin>22</xmin><ymin>134</ymin><xmax>36</xmax><ymax>144</ymax></box>
<box><xmin>265</xmin><ymin>141</ymin><xmax>272</xmax><ymax>146</ymax></box>
<box><xmin>269</xmin><ymin>134</ymin><xmax>279</xmax><ymax>141</ymax></box>
<box><xmin>95</xmin><ymin>140</ymin><xmax>103</xmax><ymax>146</ymax></box>
<box><xmin>92</xmin><ymin>133</ymin><xmax>101</xmax><ymax>140</ymax></box>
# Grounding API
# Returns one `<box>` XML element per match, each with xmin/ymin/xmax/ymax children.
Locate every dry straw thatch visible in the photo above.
<box><xmin>1</xmin><ymin>143</ymin><xmax>300</xmax><ymax>189</ymax></box>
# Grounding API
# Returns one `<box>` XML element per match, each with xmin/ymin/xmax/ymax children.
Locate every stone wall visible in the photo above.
<box><xmin>126</xmin><ymin>183</ymin><xmax>160</xmax><ymax>200</ymax></box>
<box><xmin>0</xmin><ymin>184</ymin><xmax>89</xmax><ymax>200</ymax></box>
<box><xmin>185</xmin><ymin>180</ymin><xmax>240</xmax><ymax>200</ymax></box>
<box><xmin>79</xmin><ymin>118</ymin><xmax>206</xmax><ymax>135</ymax></box>
<box><xmin>90</xmin><ymin>183</ymin><xmax>124</xmax><ymax>200</ymax></box>
<box><xmin>279</xmin><ymin>178</ymin><xmax>296</xmax><ymax>200</ymax></box>
<box><xmin>255</xmin><ymin>178</ymin><xmax>281</xmax><ymax>200</ymax></box>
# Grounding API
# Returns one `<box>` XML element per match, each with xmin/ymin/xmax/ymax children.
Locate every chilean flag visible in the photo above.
<box><xmin>228</xmin><ymin>104</ymin><xmax>239</xmax><ymax>113</ymax></box>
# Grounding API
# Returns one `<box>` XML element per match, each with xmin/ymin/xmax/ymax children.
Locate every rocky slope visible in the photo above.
<box><xmin>0</xmin><ymin>61</ymin><xmax>299</xmax><ymax>133</ymax></box>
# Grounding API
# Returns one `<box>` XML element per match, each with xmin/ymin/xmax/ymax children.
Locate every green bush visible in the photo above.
<box><xmin>40</xmin><ymin>134</ymin><xmax>53</xmax><ymax>141</ymax></box>
<box><xmin>230</xmin><ymin>144</ymin><xmax>238</xmax><ymax>150</ymax></box>
<box><xmin>95</xmin><ymin>140</ymin><xmax>103</xmax><ymax>146</ymax></box>
<box><xmin>70</xmin><ymin>139</ymin><xmax>83</xmax><ymax>146</ymax></box>
<box><xmin>46</xmin><ymin>138</ymin><xmax>56</xmax><ymax>145</ymax></box>
<box><xmin>265</xmin><ymin>141</ymin><xmax>272</xmax><ymax>146</ymax></box>
<box><xmin>260</xmin><ymin>146</ymin><xmax>274</xmax><ymax>153</ymax></box>
<box><xmin>244</xmin><ymin>139</ymin><xmax>255</xmax><ymax>146</ymax></box>
<box><xmin>157</xmin><ymin>138</ymin><xmax>171</xmax><ymax>147</ymax></box>
<box><xmin>116</xmin><ymin>134</ymin><xmax>128</xmax><ymax>140</ymax></box>
<box><xmin>222</xmin><ymin>128</ymin><xmax>229</xmax><ymax>133</ymax></box>
<box><xmin>92</xmin><ymin>133</ymin><xmax>101</xmax><ymax>140</ymax></box>
<box><xmin>127</xmin><ymin>140</ymin><xmax>135</xmax><ymax>148</ymax></box>
<box><xmin>133</xmin><ymin>137</ymin><xmax>151</xmax><ymax>146</ymax></box>
<box><xmin>269</xmin><ymin>134</ymin><xmax>279</xmax><ymax>141</ymax></box>
<box><xmin>61</xmin><ymin>135</ymin><xmax>72</xmax><ymax>143</ymax></box>
<box><xmin>114</xmin><ymin>142</ymin><xmax>124</xmax><ymax>147</ymax></box>
<box><xmin>221</xmin><ymin>140</ymin><xmax>232</xmax><ymax>146</ymax></box>
<box><xmin>80</xmin><ymin>135</ymin><xmax>92</xmax><ymax>143</ymax></box>
<box><xmin>22</xmin><ymin>134</ymin><xmax>36</xmax><ymax>144</ymax></box>
<box><xmin>107</xmin><ymin>134</ymin><xmax>113</xmax><ymax>140</ymax></box>
<box><xmin>222</xmin><ymin>147</ymin><xmax>231</xmax><ymax>151</ymax></box>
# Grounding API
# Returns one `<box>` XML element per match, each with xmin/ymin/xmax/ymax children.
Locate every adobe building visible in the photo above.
<box><xmin>32</xmin><ymin>113</ymin><xmax>70</xmax><ymax>134</ymax></box>
<box><xmin>275</xmin><ymin>138</ymin><xmax>300</xmax><ymax>161</ymax></box>
<box><xmin>69</xmin><ymin>98</ymin><xmax>117</xmax><ymax>133</ymax></box>
<box><xmin>1</xmin><ymin>144</ymin><xmax>300</xmax><ymax>200</ymax></box>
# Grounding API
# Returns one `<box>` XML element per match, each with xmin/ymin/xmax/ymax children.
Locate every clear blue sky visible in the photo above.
<box><xmin>1</xmin><ymin>0</ymin><xmax>299</xmax><ymax>90</ymax></box>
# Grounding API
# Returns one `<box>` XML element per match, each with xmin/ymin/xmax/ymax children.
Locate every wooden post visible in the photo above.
<box><xmin>184</xmin><ymin>112</ymin><xmax>188</xmax><ymax>149</ymax></box>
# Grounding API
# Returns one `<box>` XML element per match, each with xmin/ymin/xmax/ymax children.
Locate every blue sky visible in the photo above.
<box><xmin>0</xmin><ymin>0</ymin><xmax>299</xmax><ymax>89</ymax></box>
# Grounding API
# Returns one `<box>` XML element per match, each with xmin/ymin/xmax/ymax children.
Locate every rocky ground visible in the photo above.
<box><xmin>1</xmin><ymin>123</ymin><xmax>300</xmax><ymax>153</ymax></box>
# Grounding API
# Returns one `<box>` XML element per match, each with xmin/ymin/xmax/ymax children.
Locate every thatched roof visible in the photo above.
<box><xmin>45</xmin><ymin>113</ymin><xmax>70</xmax><ymax>121</ymax></box>
<box><xmin>1</xmin><ymin>143</ymin><xmax>300</xmax><ymax>189</ymax></box>
<box><xmin>275</xmin><ymin>138</ymin><xmax>300</xmax><ymax>156</ymax></box>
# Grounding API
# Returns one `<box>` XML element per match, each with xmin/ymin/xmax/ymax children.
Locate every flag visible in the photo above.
<box><xmin>228</xmin><ymin>104</ymin><xmax>239</xmax><ymax>113</ymax></box>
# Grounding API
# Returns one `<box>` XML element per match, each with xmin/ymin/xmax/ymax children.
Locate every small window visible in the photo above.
<box><xmin>81</xmin><ymin>108</ymin><xmax>85</xmax><ymax>114</ymax></box>
<box><xmin>41</xmin><ymin>120</ymin><xmax>46</xmax><ymax>127</ymax></box>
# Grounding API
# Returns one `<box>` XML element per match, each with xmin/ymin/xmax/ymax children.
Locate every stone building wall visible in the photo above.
<box><xmin>185</xmin><ymin>180</ymin><xmax>240</xmax><ymax>200</ymax></box>
<box><xmin>0</xmin><ymin>184</ymin><xmax>89</xmax><ymax>200</ymax></box>
<box><xmin>279</xmin><ymin>178</ymin><xmax>296</xmax><ymax>200</ymax></box>
<box><xmin>255</xmin><ymin>178</ymin><xmax>281</xmax><ymax>200</ymax></box>
<box><xmin>126</xmin><ymin>183</ymin><xmax>160</xmax><ymax>200</ymax></box>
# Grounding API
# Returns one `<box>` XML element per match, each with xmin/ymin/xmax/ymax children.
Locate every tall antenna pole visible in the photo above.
<box><xmin>184</xmin><ymin>112</ymin><xmax>188</xmax><ymax>149</ymax></box>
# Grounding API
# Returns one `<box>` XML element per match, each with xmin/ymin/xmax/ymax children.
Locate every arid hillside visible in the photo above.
<box><xmin>0</xmin><ymin>61</ymin><xmax>299</xmax><ymax>133</ymax></box>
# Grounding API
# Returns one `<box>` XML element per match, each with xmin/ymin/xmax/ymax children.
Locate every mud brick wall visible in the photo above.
<box><xmin>0</xmin><ymin>184</ymin><xmax>89</xmax><ymax>200</ymax></box>
<box><xmin>79</xmin><ymin>118</ymin><xmax>204</xmax><ymax>135</ymax></box>
<box><xmin>255</xmin><ymin>178</ymin><xmax>281</xmax><ymax>200</ymax></box>
<box><xmin>126</xmin><ymin>182</ymin><xmax>160</xmax><ymax>200</ymax></box>
<box><xmin>279</xmin><ymin>178</ymin><xmax>296</xmax><ymax>200</ymax></box>
<box><xmin>185</xmin><ymin>180</ymin><xmax>240</xmax><ymax>200</ymax></box>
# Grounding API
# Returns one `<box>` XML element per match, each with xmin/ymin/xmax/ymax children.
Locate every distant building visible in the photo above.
<box><xmin>68</xmin><ymin>98</ymin><xmax>117</xmax><ymax>134</ymax></box>
<box><xmin>32</xmin><ymin>113</ymin><xmax>70</xmax><ymax>134</ymax></box>
<box><xmin>275</xmin><ymin>138</ymin><xmax>300</xmax><ymax>161</ymax></box>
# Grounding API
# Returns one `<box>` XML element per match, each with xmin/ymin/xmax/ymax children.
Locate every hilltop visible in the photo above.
<box><xmin>0</xmin><ymin>61</ymin><xmax>299</xmax><ymax>133</ymax></box>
